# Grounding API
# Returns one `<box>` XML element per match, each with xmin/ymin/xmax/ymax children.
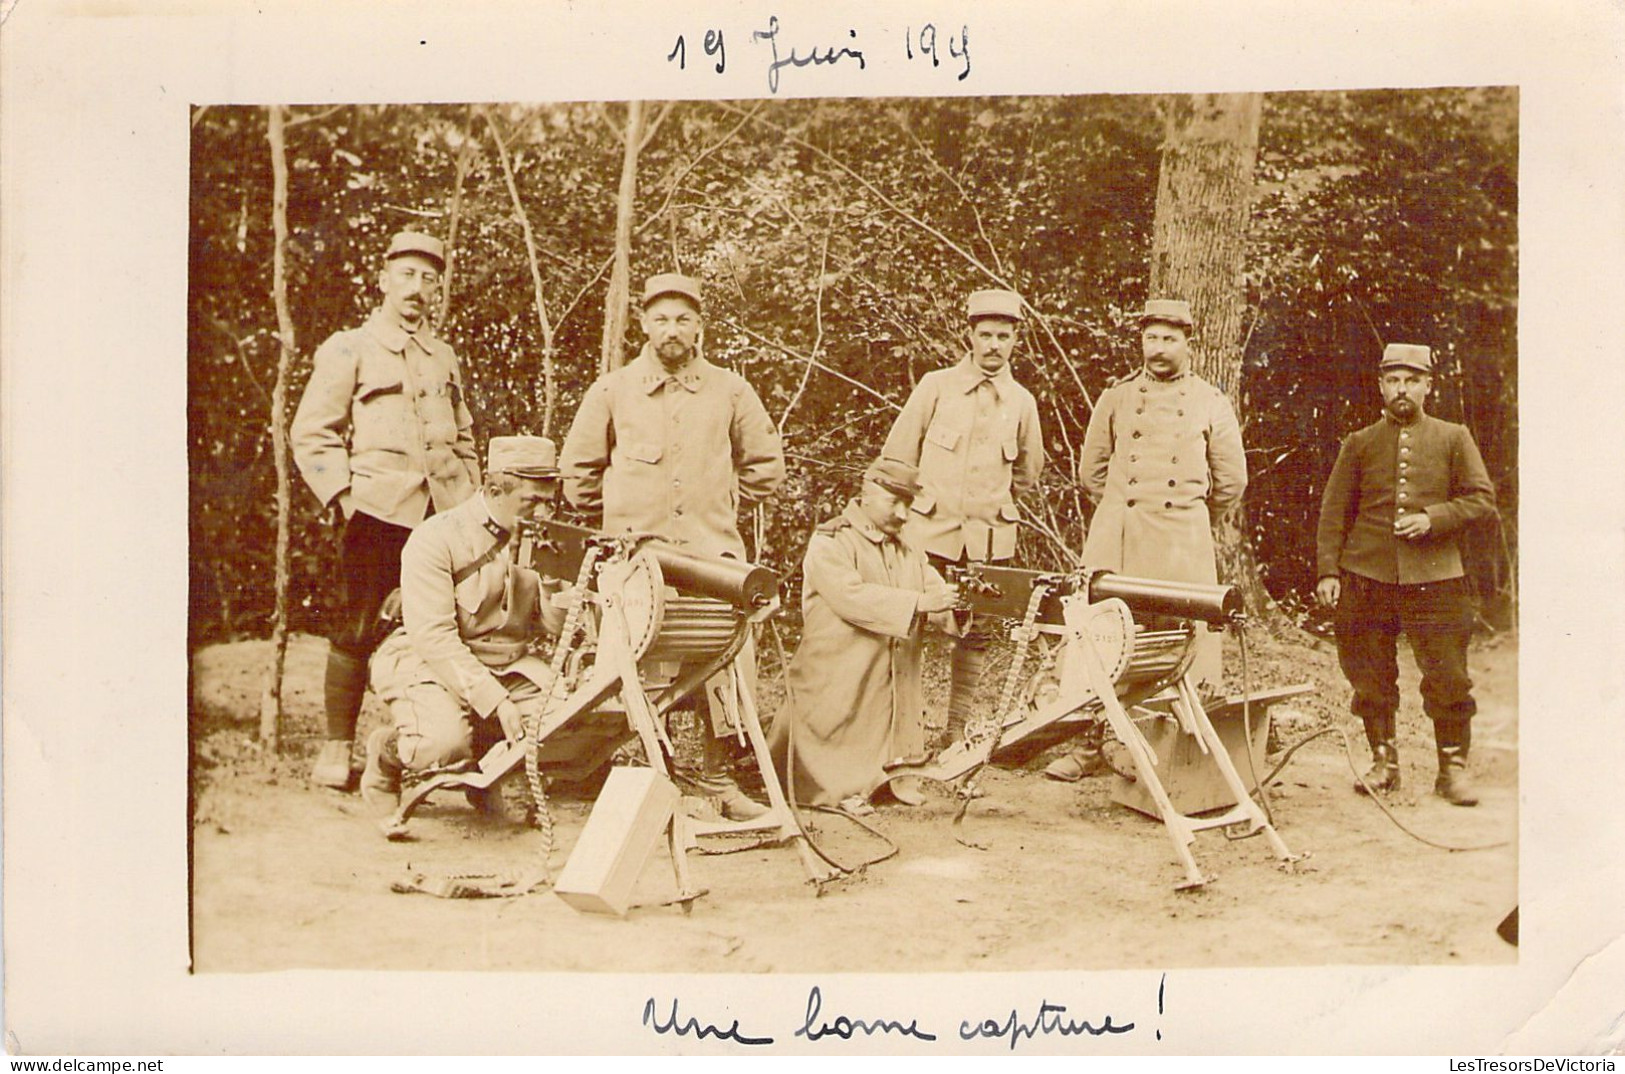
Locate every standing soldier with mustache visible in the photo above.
<box><xmin>291</xmin><ymin>231</ymin><xmax>481</xmax><ymax>790</ymax></box>
<box><xmin>1315</xmin><ymin>343</ymin><xmax>1497</xmax><ymax>805</ymax></box>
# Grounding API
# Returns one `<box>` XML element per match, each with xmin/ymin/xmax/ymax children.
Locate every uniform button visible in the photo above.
<box><xmin>1171</xmin><ymin>456</ymin><xmax>1179</xmax><ymax>464</ymax></box>
<box><xmin>1398</xmin><ymin>493</ymin><xmax>1408</xmax><ymax>502</ymax></box>
<box><xmin>1168</xmin><ymin>479</ymin><xmax>1176</xmax><ymax>487</ymax></box>
<box><xmin>1177</xmin><ymin>409</ymin><xmax>1184</xmax><ymax>416</ymax></box>
<box><xmin>1127</xmin><ymin>500</ymin><xmax>1136</xmax><ymax>508</ymax></box>
<box><xmin>1139</xmin><ymin>385</ymin><xmax>1148</xmax><ymax>393</ymax></box>
<box><xmin>1165</xmin><ymin>501</ymin><xmax>1173</xmax><ymax>509</ymax></box>
<box><xmin>1400</xmin><ymin>432</ymin><xmax>1410</xmax><ymax>439</ymax></box>
<box><xmin>1132</xmin><ymin>431</ymin><xmax>1141</xmax><ymax>439</ymax></box>
<box><xmin>1136</xmin><ymin>407</ymin><xmax>1145</xmax><ymax>415</ymax></box>
<box><xmin>1130</xmin><ymin>455</ymin><xmax>1138</xmax><ymax>463</ymax></box>
<box><xmin>1129</xmin><ymin>477</ymin><xmax>1138</xmax><ymax>485</ymax></box>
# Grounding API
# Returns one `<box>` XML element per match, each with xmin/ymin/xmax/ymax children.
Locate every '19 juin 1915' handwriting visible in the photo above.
<box><xmin>666</xmin><ymin>17</ymin><xmax>970</xmax><ymax>93</ymax></box>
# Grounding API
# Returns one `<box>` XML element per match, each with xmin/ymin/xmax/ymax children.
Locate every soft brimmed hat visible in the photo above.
<box><xmin>1138</xmin><ymin>298</ymin><xmax>1194</xmax><ymax>329</ymax></box>
<box><xmin>967</xmin><ymin>289</ymin><xmax>1024</xmax><ymax>322</ymax></box>
<box><xmin>385</xmin><ymin>231</ymin><xmax>446</xmax><ymax>272</ymax></box>
<box><xmin>487</xmin><ymin>435</ymin><xmax>559</xmax><ymax>479</ymax></box>
<box><xmin>641</xmin><ymin>273</ymin><xmax>703</xmax><ymax>310</ymax></box>
<box><xmin>1379</xmin><ymin>343</ymin><xmax>1433</xmax><ymax>374</ymax></box>
<box><xmin>864</xmin><ymin>457</ymin><xmax>924</xmax><ymax>501</ymax></box>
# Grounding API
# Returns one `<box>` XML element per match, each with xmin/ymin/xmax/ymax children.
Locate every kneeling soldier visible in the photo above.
<box><xmin>363</xmin><ymin>436</ymin><xmax>567</xmax><ymax>816</ymax></box>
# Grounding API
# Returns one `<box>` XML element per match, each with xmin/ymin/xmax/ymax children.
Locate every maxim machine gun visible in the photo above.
<box><xmin>385</xmin><ymin>518</ymin><xmax>832</xmax><ymax>909</ymax></box>
<box><xmin>890</xmin><ymin>564</ymin><xmax>1308</xmax><ymax>889</ymax></box>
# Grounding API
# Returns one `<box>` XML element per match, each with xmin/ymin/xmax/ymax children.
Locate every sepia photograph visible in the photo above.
<box><xmin>187</xmin><ymin>90</ymin><xmax>1519</xmax><ymax>974</ymax></box>
<box><xmin>6</xmin><ymin>0</ymin><xmax>1623</xmax><ymax>1057</ymax></box>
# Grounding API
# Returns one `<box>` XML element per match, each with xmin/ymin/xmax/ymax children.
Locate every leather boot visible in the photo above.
<box><xmin>310</xmin><ymin>739</ymin><xmax>354</xmax><ymax>790</ymax></box>
<box><xmin>1435</xmin><ymin>746</ymin><xmax>1479</xmax><ymax>807</ymax></box>
<box><xmin>312</xmin><ymin>649</ymin><xmax>369</xmax><ymax>788</ymax></box>
<box><xmin>359</xmin><ymin>726</ymin><xmax>402</xmax><ymax>818</ymax></box>
<box><xmin>1354</xmin><ymin>742</ymin><xmax>1400</xmax><ymax>795</ymax></box>
<box><xmin>686</xmin><ymin>731</ymin><xmax>768</xmax><ymax>821</ymax></box>
<box><xmin>1044</xmin><ymin>721</ymin><xmax>1108</xmax><ymax>782</ymax></box>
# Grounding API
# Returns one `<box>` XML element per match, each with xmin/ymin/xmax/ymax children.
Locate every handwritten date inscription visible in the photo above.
<box><xmin>666</xmin><ymin>17</ymin><xmax>970</xmax><ymax>92</ymax></box>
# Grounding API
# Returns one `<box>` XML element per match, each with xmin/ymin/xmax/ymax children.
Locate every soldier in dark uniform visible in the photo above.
<box><xmin>1315</xmin><ymin>343</ymin><xmax>1497</xmax><ymax>805</ymax></box>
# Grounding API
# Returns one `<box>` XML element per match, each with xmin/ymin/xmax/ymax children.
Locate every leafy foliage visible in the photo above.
<box><xmin>188</xmin><ymin>91</ymin><xmax>1517</xmax><ymax>644</ymax></box>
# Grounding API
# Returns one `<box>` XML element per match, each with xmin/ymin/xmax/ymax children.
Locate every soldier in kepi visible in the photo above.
<box><xmin>1315</xmin><ymin>343</ymin><xmax>1497</xmax><ymax>806</ymax></box>
<box><xmin>882</xmin><ymin>289</ymin><xmax>1045</xmax><ymax>754</ymax></box>
<box><xmin>362</xmin><ymin>436</ymin><xmax>568</xmax><ymax>820</ymax></box>
<box><xmin>767</xmin><ymin>458</ymin><xmax>960</xmax><ymax>816</ymax></box>
<box><xmin>559</xmin><ymin>273</ymin><xmax>786</xmax><ymax>821</ymax></box>
<box><xmin>291</xmin><ymin>231</ymin><xmax>481</xmax><ymax>790</ymax></box>
<box><xmin>1048</xmin><ymin>298</ymin><xmax>1247</xmax><ymax>781</ymax></box>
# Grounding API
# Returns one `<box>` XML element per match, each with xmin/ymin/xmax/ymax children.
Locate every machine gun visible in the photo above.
<box><xmin>384</xmin><ymin>518</ymin><xmax>833</xmax><ymax>905</ymax></box>
<box><xmin>899</xmin><ymin>563</ymin><xmax>1302</xmax><ymax>889</ymax></box>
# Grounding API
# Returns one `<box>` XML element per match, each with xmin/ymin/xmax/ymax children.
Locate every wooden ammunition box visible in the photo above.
<box><xmin>554</xmin><ymin>767</ymin><xmax>679</xmax><ymax>916</ymax></box>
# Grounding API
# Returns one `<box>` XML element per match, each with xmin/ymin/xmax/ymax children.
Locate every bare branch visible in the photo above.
<box><xmin>718</xmin><ymin>317</ymin><xmax>901</xmax><ymax>411</ymax></box>
<box><xmin>639</xmin><ymin>100</ymin><xmax>676</xmax><ymax>151</ymax></box>
<box><xmin>284</xmin><ymin>104</ymin><xmax>348</xmax><ymax>129</ymax></box>
<box><xmin>483</xmin><ymin>107</ymin><xmax>559</xmax><ymax>437</ymax></box>
<box><xmin>714</xmin><ymin>101</ymin><xmax>1095</xmax><ymax>412</ymax></box>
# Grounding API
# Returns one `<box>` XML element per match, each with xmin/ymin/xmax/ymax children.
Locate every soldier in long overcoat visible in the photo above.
<box><xmin>1048</xmin><ymin>298</ymin><xmax>1247</xmax><ymax>780</ymax></box>
<box><xmin>767</xmin><ymin>459</ymin><xmax>959</xmax><ymax>814</ymax></box>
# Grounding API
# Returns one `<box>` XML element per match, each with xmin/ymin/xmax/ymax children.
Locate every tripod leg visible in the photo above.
<box><xmin>731</xmin><ymin>659</ymin><xmax>836</xmax><ymax>882</ymax></box>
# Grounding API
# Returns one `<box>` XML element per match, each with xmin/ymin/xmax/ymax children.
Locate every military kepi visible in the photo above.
<box><xmin>967</xmin><ymin>289</ymin><xmax>1024</xmax><ymax>322</ymax></box>
<box><xmin>864</xmin><ymin>457</ymin><xmax>924</xmax><ymax>502</ymax></box>
<box><xmin>488</xmin><ymin>435</ymin><xmax>559</xmax><ymax>478</ymax></box>
<box><xmin>386</xmin><ymin>230</ymin><xmax>447</xmax><ymax>272</ymax></box>
<box><xmin>1379</xmin><ymin>343</ymin><xmax>1433</xmax><ymax>374</ymax></box>
<box><xmin>1139</xmin><ymin>298</ymin><xmax>1194</xmax><ymax>329</ymax></box>
<box><xmin>642</xmin><ymin>273</ymin><xmax>703</xmax><ymax>310</ymax></box>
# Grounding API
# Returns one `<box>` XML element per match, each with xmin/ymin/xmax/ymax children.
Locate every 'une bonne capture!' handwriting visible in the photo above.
<box><xmin>667</xmin><ymin>17</ymin><xmax>970</xmax><ymax>92</ymax></box>
<box><xmin>642</xmin><ymin>980</ymin><xmax>1161</xmax><ymax>1050</ymax></box>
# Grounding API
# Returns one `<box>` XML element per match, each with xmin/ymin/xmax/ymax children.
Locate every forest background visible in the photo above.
<box><xmin>187</xmin><ymin>90</ymin><xmax>1518</xmax><ymax>657</ymax></box>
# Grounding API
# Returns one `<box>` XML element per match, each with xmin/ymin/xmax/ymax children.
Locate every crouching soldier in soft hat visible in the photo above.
<box><xmin>766</xmin><ymin>458</ymin><xmax>960</xmax><ymax>817</ymax></box>
<box><xmin>361</xmin><ymin>436</ymin><xmax>568</xmax><ymax>818</ymax></box>
<box><xmin>1315</xmin><ymin>343</ymin><xmax>1497</xmax><ymax>806</ymax></box>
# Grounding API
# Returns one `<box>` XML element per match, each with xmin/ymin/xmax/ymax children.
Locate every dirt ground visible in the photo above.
<box><xmin>189</xmin><ymin>625</ymin><xmax>1518</xmax><ymax>973</ymax></box>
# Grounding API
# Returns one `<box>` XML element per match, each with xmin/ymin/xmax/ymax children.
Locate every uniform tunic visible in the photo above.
<box><xmin>1078</xmin><ymin>368</ymin><xmax>1247</xmax><ymax>581</ymax></box>
<box><xmin>1315</xmin><ymin>413</ymin><xmax>1497</xmax><ymax>732</ymax></box>
<box><xmin>559</xmin><ymin>345</ymin><xmax>785</xmax><ymax>559</ymax></box>
<box><xmin>291</xmin><ymin>310</ymin><xmax>480</xmax><ymax>527</ymax></box>
<box><xmin>883</xmin><ymin>358</ymin><xmax>1045</xmax><ymax>563</ymax></box>
<box><xmin>767</xmin><ymin>502</ymin><xmax>952</xmax><ymax>806</ymax></box>
<box><xmin>370</xmin><ymin>494</ymin><xmax>564</xmax><ymax>771</ymax></box>
<box><xmin>1315</xmin><ymin>413</ymin><xmax>1496</xmax><ymax>586</ymax></box>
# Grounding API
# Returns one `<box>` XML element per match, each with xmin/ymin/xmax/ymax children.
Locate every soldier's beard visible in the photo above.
<box><xmin>656</xmin><ymin>340</ymin><xmax>694</xmax><ymax>370</ymax></box>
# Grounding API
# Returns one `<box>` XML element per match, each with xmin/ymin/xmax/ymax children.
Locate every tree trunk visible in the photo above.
<box><xmin>601</xmin><ymin>100</ymin><xmax>646</xmax><ymax>374</ymax></box>
<box><xmin>261</xmin><ymin>105</ymin><xmax>296</xmax><ymax>751</ymax></box>
<box><xmin>1147</xmin><ymin>93</ymin><xmax>1281</xmax><ymax>625</ymax></box>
